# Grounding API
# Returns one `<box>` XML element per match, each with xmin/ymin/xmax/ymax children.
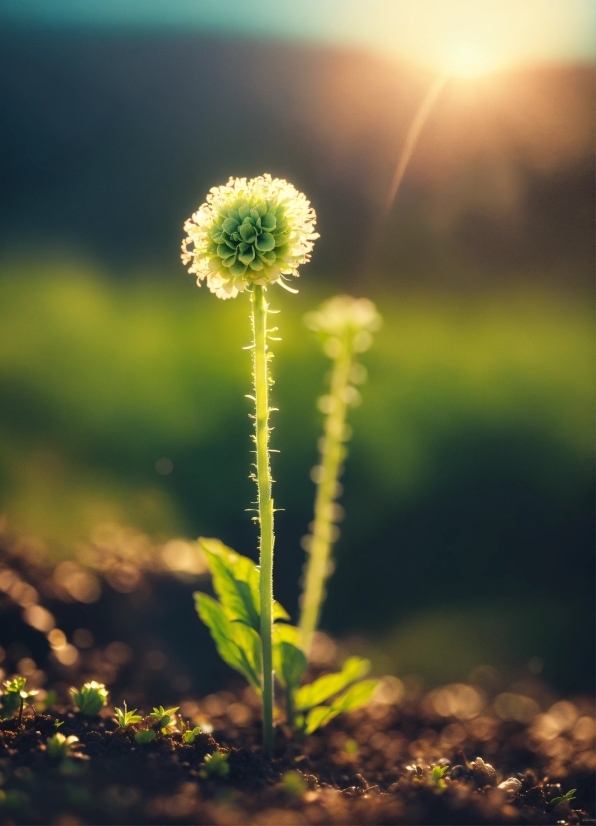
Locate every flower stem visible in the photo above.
<box><xmin>299</xmin><ymin>331</ymin><xmax>352</xmax><ymax>655</ymax></box>
<box><xmin>251</xmin><ymin>285</ymin><xmax>275</xmax><ymax>757</ymax></box>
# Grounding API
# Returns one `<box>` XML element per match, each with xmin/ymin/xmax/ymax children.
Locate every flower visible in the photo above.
<box><xmin>305</xmin><ymin>296</ymin><xmax>382</xmax><ymax>353</ymax></box>
<box><xmin>182</xmin><ymin>174</ymin><xmax>319</xmax><ymax>299</ymax></box>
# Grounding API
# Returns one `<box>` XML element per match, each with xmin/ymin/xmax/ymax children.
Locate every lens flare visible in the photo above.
<box><xmin>445</xmin><ymin>42</ymin><xmax>499</xmax><ymax>77</ymax></box>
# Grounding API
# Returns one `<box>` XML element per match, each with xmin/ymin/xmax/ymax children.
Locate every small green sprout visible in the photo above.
<box><xmin>149</xmin><ymin>706</ymin><xmax>179</xmax><ymax>732</ymax></box>
<box><xmin>182</xmin><ymin>727</ymin><xmax>201</xmax><ymax>744</ymax></box>
<box><xmin>46</xmin><ymin>733</ymin><xmax>79</xmax><ymax>759</ymax></box>
<box><xmin>70</xmin><ymin>681</ymin><xmax>108</xmax><ymax>716</ymax></box>
<box><xmin>0</xmin><ymin>677</ymin><xmax>38</xmax><ymax>722</ymax></box>
<box><xmin>344</xmin><ymin>738</ymin><xmax>359</xmax><ymax>756</ymax></box>
<box><xmin>181</xmin><ymin>722</ymin><xmax>202</xmax><ymax>744</ymax></box>
<box><xmin>114</xmin><ymin>701</ymin><xmax>142</xmax><ymax>728</ymax></box>
<box><xmin>430</xmin><ymin>765</ymin><xmax>449</xmax><ymax>790</ymax></box>
<box><xmin>134</xmin><ymin>729</ymin><xmax>157</xmax><ymax>744</ymax></box>
<box><xmin>549</xmin><ymin>789</ymin><xmax>577</xmax><ymax>807</ymax></box>
<box><xmin>200</xmin><ymin>751</ymin><xmax>229</xmax><ymax>779</ymax></box>
<box><xmin>407</xmin><ymin>762</ymin><xmax>449</xmax><ymax>791</ymax></box>
<box><xmin>281</xmin><ymin>770</ymin><xmax>307</xmax><ymax>797</ymax></box>
<box><xmin>53</xmin><ymin>720</ymin><xmax>64</xmax><ymax>729</ymax></box>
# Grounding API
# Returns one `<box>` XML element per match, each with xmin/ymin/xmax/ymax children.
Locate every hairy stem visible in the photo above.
<box><xmin>299</xmin><ymin>332</ymin><xmax>352</xmax><ymax>655</ymax></box>
<box><xmin>252</xmin><ymin>285</ymin><xmax>275</xmax><ymax>757</ymax></box>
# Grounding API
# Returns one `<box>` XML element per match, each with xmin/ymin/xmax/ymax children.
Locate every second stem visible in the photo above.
<box><xmin>252</xmin><ymin>285</ymin><xmax>275</xmax><ymax>758</ymax></box>
<box><xmin>299</xmin><ymin>332</ymin><xmax>352</xmax><ymax>655</ymax></box>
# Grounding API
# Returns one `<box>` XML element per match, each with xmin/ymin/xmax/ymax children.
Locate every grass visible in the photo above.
<box><xmin>0</xmin><ymin>257</ymin><xmax>591</xmax><ymax>558</ymax></box>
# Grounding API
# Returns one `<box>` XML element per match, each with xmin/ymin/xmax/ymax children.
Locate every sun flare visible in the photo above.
<box><xmin>444</xmin><ymin>42</ymin><xmax>499</xmax><ymax>78</ymax></box>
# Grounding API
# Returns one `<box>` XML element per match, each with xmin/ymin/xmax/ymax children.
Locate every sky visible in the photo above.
<box><xmin>1</xmin><ymin>0</ymin><xmax>594</xmax><ymax>74</ymax></box>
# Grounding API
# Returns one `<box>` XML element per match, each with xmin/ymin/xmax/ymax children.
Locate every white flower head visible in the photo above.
<box><xmin>305</xmin><ymin>295</ymin><xmax>382</xmax><ymax>353</ymax></box>
<box><xmin>181</xmin><ymin>174</ymin><xmax>319</xmax><ymax>299</ymax></box>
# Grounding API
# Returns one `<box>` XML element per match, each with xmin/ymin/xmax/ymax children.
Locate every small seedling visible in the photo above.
<box><xmin>430</xmin><ymin>765</ymin><xmax>449</xmax><ymax>790</ymax></box>
<box><xmin>53</xmin><ymin>720</ymin><xmax>64</xmax><ymax>729</ymax></box>
<box><xmin>46</xmin><ymin>733</ymin><xmax>79</xmax><ymax>759</ymax></box>
<box><xmin>0</xmin><ymin>677</ymin><xmax>38</xmax><ymax>723</ymax></box>
<box><xmin>70</xmin><ymin>681</ymin><xmax>108</xmax><ymax>716</ymax></box>
<box><xmin>549</xmin><ymin>789</ymin><xmax>577</xmax><ymax>807</ymax></box>
<box><xmin>281</xmin><ymin>770</ymin><xmax>307</xmax><ymax>797</ymax></box>
<box><xmin>199</xmin><ymin>751</ymin><xmax>229</xmax><ymax>779</ymax></box>
<box><xmin>114</xmin><ymin>701</ymin><xmax>142</xmax><ymax>728</ymax></box>
<box><xmin>149</xmin><ymin>706</ymin><xmax>179</xmax><ymax>732</ymax></box>
<box><xmin>134</xmin><ymin>729</ymin><xmax>156</xmax><ymax>744</ymax></box>
<box><xmin>182</xmin><ymin>727</ymin><xmax>201</xmax><ymax>744</ymax></box>
<box><xmin>179</xmin><ymin>720</ymin><xmax>202</xmax><ymax>744</ymax></box>
<box><xmin>344</xmin><ymin>738</ymin><xmax>359</xmax><ymax>756</ymax></box>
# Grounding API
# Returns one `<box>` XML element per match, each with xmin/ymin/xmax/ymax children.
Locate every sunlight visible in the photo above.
<box><xmin>372</xmin><ymin>0</ymin><xmax>595</xmax><ymax>77</ymax></box>
<box><xmin>444</xmin><ymin>41</ymin><xmax>499</xmax><ymax>78</ymax></box>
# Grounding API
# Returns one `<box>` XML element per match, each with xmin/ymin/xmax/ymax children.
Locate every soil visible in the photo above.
<box><xmin>0</xmin><ymin>686</ymin><xmax>593</xmax><ymax>825</ymax></box>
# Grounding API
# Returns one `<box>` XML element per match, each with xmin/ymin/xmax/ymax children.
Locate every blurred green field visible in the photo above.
<box><xmin>0</xmin><ymin>258</ymin><xmax>593</xmax><ymax>689</ymax></box>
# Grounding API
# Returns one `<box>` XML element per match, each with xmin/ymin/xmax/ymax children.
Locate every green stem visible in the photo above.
<box><xmin>299</xmin><ymin>332</ymin><xmax>353</xmax><ymax>655</ymax></box>
<box><xmin>251</xmin><ymin>285</ymin><xmax>275</xmax><ymax>757</ymax></box>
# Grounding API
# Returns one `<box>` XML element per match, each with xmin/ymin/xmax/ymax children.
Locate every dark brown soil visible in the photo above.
<box><xmin>0</xmin><ymin>686</ymin><xmax>593</xmax><ymax>825</ymax></box>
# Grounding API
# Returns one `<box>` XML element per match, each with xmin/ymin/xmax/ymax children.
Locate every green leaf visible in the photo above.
<box><xmin>135</xmin><ymin>729</ymin><xmax>156</xmax><ymax>744</ymax></box>
<box><xmin>273</xmin><ymin>601</ymin><xmax>290</xmax><ymax>621</ymax></box>
<box><xmin>304</xmin><ymin>679</ymin><xmax>378</xmax><ymax>735</ymax></box>
<box><xmin>182</xmin><ymin>726</ymin><xmax>201</xmax><ymax>744</ymax></box>
<box><xmin>195</xmin><ymin>593</ymin><xmax>261</xmax><ymax>691</ymax></box>
<box><xmin>200</xmin><ymin>538</ymin><xmax>260</xmax><ymax>629</ymax></box>
<box><xmin>273</xmin><ymin>624</ymin><xmax>307</xmax><ymax>690</ymax></box>
<box><xmin>549</xmin><ymin>789</ymin><xmax>577</xmax><ymax>806</ymax></box>
<box><xmin>295</xmin><ymin>656</ymin><xmax>370</xmax><ymax>712</ymax></box>
<box><xmin>149</xmin><ymin>705</ymin><xmax>179</xmax><ymax>727</ymax></box>
<box><xmin>200</xmin><ymin>751</ymin><xmax>230</xmax><ymax>779</ymax></box>
<box><xmin>230</xmin><ymin>620</ymin><xmax>262</xmax><ymax>691</ymax></box>
<box><xmin>199</xmin><ymin>538</ymin><xmax>289</xmax><ymax>627</ymax></box>
<box><xmin>303</xmin><ymin>705</ymin><xmax>332</xmax><ymax>734</ymax></box>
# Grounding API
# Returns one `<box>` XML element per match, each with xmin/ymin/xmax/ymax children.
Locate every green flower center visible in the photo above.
<box><xmin>208</xmin><ymin>200</ymin><xmax>290</xmax><ymax>278</ymax></box>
